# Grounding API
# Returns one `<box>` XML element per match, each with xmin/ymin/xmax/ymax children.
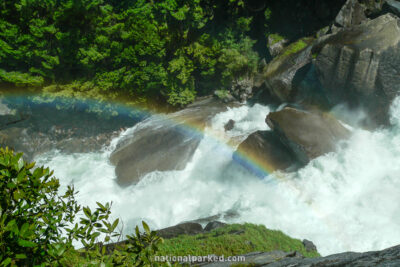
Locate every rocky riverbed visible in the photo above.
<box><xmin>1</xmin><ymin>0</ymin><xmax>400</xmax><ymax>264</ymax></box>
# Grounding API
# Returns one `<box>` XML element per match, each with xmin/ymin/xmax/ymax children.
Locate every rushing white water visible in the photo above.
<box><xmin>35</xmin><ymin>100</ymin><xmax>400</xmax><ymax>256</ymax></box>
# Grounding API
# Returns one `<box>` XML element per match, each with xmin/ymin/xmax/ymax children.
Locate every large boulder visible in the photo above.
<box><xmin>332</xmin><ymin>0</ymin><xmax>386</xmax><ymax>32</ymax></box>
<box><xmin>156</xmin><ymin>222</ymin><xmax>203</xmax><ymax>239</ymax></box>
<box><xmin>334</xmin><ymin>0</ymin><xmax>369</xmax><ymax>29</ymax></box>
<box><xmin>0</xmin><ymin>99</ymin><xmax>28</xmax><ymax>129</ymax></box>
<box><xmin>266</xmin><ymin>107</ymin><xmax>350</xmax><ymax>164</ymax></box>
<box><xmin>110</xmin><ymin>97</ymin><xmax>232</xmax><ymax>186</ymax></box>
<box><xmin>201</xmin><ymin>244</ymin><xmax>400</xmax><ymax>266</ymax></box>
<box><xmin>259</xmin><ymin>38</ymin><xmax>314</xmax><ymax>103</ymax></box>
<box><xmin>314</xmin><ymin>13</ymin><xmax>400</xmax><ymax>125</ymax></box>
<box><xmin>267</xmin><ymin>35</ymin><xmax>289</xmax><ymax>58</ymax></box>
<box><xmin>234</xmin><ymin>131</ymin><xmax>298</xmax><ymax>176</ymax></box>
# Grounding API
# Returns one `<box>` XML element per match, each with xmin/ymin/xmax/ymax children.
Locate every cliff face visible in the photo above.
<box><xmin>256</xmin><ymin>0</ymin><xmax>400</xmax><ymax>128</ymax></box>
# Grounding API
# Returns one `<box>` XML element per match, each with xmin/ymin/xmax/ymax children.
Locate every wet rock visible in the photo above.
<box><xmin>110</xmin><ymin>97</ymin><xmax>232</xmax><ymax>186</ymax></box>
<box><xmin>266</xmin><ymin>244</ymin><xmax>400</xmax><ymax>266</ymax></box>
<box><xmin>204</xmin><ymin>221</ymin><xmax>227</xmax><ymax>232</ymax></box>
<box><xmin>385</xmin><ymin>0</ymin><xmax>400</xmax><ymax>16</ymax></box>
<box><xmin>157</xmin><ymin>222</ymin><xmax>203</xmax><ymax>239</ymax></box>
<box><xmin>314</xmin><ymin>13</ymin><xmax>400</xmax><ymax>126</ymax></box>
<box><xmin>234</xmin><ymin>131</ymin><xmax>298</xmax><ymax>175</ymax></box>
<box><xmin>0</xmin><ymin>97</ymin><xmax>136</xmax><ymax>159</ymax></box>
<box><xmin>0</xmin><ymin>100</ymin><xmax>28</xmax><ymax>129</ymax></box>
<box><xmin>224</xmin><ymin>120</ymin><xmax>235</xmax><ymax>132</ymax></box>
<box><xmin>261</xmin><ymin>39</ymin><xmax>314</xmax><ymax>103</ymax></box>
<box><xmin>200</xmin><ymin>251</ymin><xmax>303</xmax><ymax>267</ymax></box>
<box><xmin>303</xmin><ymin>239</ymin><xmax>318</xmax><ymax>252</ymax></box>
<box><xmin>334</xmin><ymin>0</ymin><xmax>368</xmax><ymax>29</ymax></box>
<box><xmin>266</xmin><ymin>107</ymin><xmax>350</xmax><ymax>164</ymax></box>
<box><xmin>185</xmin><ymin>210</ymin><xmax>240</xmax><ymax>226</ymax></box>
<box><xmin>200</xmin><ymin>244</ymin><xmax>400</xmax><ymax>266</ymax></box>
<box><xmin>267</xmin><ymin>35</ymin><xmax>289</xmax><ymax>57</ymax></box>
<box><xmin>230</xmin><ymin>78</ymin><xmax>254</xmax><ymax>102</ymax></box>
<box><xmin>0</xmin><ymin>127</ymin><xmax>34</xmax><ymax>161</ymax></box>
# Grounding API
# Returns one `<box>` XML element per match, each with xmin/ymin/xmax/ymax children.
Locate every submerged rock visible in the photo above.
<box><xmin>224</xmin><ymin>119</ymin><xmax>235</xmax><ymax>132</ymax></box>
<box><xmin>266</xmin><ymin>107</ymin><xmax>350</xmax><ymax>164</ymax></box>
<box><xmin>110</xmin><ymin>97</ymin><xmax>232</xmax><ymax>186</ymax></box>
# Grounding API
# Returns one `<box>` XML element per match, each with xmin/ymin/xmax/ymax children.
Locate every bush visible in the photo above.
<box><xmin>0</xmin><ymin>147</ymin><xmax>163</xmax><ymax>266</ymax></box>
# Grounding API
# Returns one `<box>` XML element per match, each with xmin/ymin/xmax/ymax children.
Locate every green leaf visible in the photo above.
<box><xmin>111</xmin><ymin>218</ymin><xmax>119</xmax><ymax>232</ymax></box>
<box><xmin>15</xmin><ymin>253</ymin><xmax>27</xmax><ymax>259</ymax></box>
<box><xmin>1</xmin><ymin>258</ymin><xmax>12</xmax><ymax>266</ymax></box>
<box><xmin>83</xmin><ymin>207</ymin><xmax>92</xmax><ymax>218</ymax></box>
<box><xmin>13</xmin><ymin>190</ymin><xmax>24</xmax><ymax>201</ymax></box>
<box><xmin>18</xmin><ymin>239</ymin><xmax>37</xmax><ymax>248</ymax></box>
<box><xmin>142</xmin><ymin>221</ymin><xmax>150</xmax><ymax>234</ymax></box>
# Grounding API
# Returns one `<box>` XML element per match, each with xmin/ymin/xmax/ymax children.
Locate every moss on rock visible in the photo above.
<box><xmin>157</xmin><ymin>223</ymin><xmax>320</xmax><ymax>258</ymax></box>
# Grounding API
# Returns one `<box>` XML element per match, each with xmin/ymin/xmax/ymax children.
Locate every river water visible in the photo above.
<box><xmin>35</xmin><ymin>99</ymin><xmax>400</xmax><ymax>255</ymax></box>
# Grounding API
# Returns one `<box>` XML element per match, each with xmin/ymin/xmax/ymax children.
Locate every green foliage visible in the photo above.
<box><xmin>0</xmin><ymin>147</ymin><xmax>79</xmax><ymax>265</ymax></box>
<box><xmin>0</xmin><ymin>0</ymin><xmax>262</xmax><ymax>107</ymax></box>
<box><xmin>268</xmin><ymin>34</ymin><xmax>285</xmax><ymax>46</ymax></box>
<box><xmin>0</xmin><ymin>147</ymin><xmax>164</xmax><ymax>266</ymax></box>
<box><xmin>281</xmin><ymin>39</ymin><xmax>309</xmax><ymax>58</ymax></box>
<box><xmin>157</xmin><ymin>223</ymin><xmax>320</xmax><ymax>258</ymax></box>
<box><xmin>0</xmin><ymin>69</ymin><xmax>44</xmax><ymax>87</ymax></box>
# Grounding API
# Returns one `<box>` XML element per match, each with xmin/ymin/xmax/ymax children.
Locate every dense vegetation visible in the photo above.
<box><xmin>0</xmin><ymin>0</ymin><xmax>267</xmax><ymax>108</ymax></box>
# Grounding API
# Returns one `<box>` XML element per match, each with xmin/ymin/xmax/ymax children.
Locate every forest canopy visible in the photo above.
<box><xmin>0</xmin><ymin>0</ymin><xmax>265</xmax><ymax>107</ymax></box>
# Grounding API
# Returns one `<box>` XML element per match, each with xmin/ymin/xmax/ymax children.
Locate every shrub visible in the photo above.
<box><xmin>0</xmin><ymin>147</ymin><xmax>163</xmax><ymax>266</ymax></box>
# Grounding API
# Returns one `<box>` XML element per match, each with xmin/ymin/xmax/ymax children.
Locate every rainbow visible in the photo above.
<box><xmin>0</xmin><ymin>93</ymin><xmax>280</xmax><ymax>177</ymax></box>
<box><xmin>0</xmin><ymin>92</ymin><xmax>354</xmax><ymax>250</ymax></box>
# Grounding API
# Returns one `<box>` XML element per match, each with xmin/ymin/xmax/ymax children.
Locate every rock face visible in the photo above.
<box><xmin>234</xmin><ymin>131</ymin><xmax>298</xmax><ymax>174</ymax></box>
<box><xmin>302</xmin><ymin>239</ymin><xmax>318</xmax><ymax>252</ymax></box>
<box><xmin>266</xmin><ymin>107</ymin><xmax>350</xmax><ymax>164</ymax></box>
<box><xmin>230</xmin><ymin>78</ymin><xmax>255</xmax><ymax>102</ymax></box>
<box><xmin>204</xmin><ymin>221</ymin><xmax>227</xmax><ymax>232</ymax></box>
<box><xmin>260</xmin><ymin>43</ymin><xmax>313</xmax><ymax>103</ymax></box>
<box><xmin>0</xmin><ymin>100</ymin><xmax>27</xmax><ymax>128</ymax></box>
<box><xmin>334</xmin><ymin>0</ymin><xmax>368</xmax><ymax>29</ymax></box>
<box><xmin>0</xmin><ymin>97</ymin><xmax>133</xmax><ymax>161</ymax></box>
<box><xmin>157</xmin><ymin>222</ymin><xmax>204</xmax><ymax>239</ymax></box>
<box><xmin>314</xmin><ymin>13</ymin><xmax>400</xmax><ymax>125</ymax></box>
<box><xmin>110</xmin><ymin>97</ymin><xmax>231</xmax><ymax>186</ymax></box>
<box><xmin>200</xmin><ymin>244</ymin><xmax>400</xmax><ymax>266</ymax></box>
<box><xmin>267</xmin><ymin>35</ymin><xmax>288</xmax><ymax>57</ymax></box>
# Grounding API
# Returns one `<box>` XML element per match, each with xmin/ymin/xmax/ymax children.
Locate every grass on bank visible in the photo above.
<box><xmin>37</xmin><ymin>223</ymin><xmax>320</xmax><ymax>266</ymax></box>
<box><xmin>157</xmin><ymin>223</ymin><xmax>320</xmax><ymax>258</ymax></box>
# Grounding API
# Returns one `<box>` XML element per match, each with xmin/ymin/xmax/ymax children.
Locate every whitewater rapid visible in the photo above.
<box><xmin>35</xmin><ymin>100</ymin><xmax>400</xmax><ymax>256</ymax></box>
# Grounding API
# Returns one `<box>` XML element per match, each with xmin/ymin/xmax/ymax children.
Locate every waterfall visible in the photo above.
<box><xmin>35</xmin><ymin>100</ymin><xmax>400</xmax><ymax>255</ymax></box>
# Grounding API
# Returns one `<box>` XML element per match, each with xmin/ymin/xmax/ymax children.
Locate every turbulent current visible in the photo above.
<box><xmin>35</xmin><ymin>99</ymin><xmax>400</xmax><ymax>256</ymax></box>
